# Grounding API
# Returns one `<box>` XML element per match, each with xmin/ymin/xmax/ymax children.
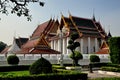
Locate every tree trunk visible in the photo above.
<box><xmin>72</xmin><ymin>50</ymin><xmax>75</xmax><ymax>66</ymax></box>
<box><xmin>74</xmin><ymin>60</ymin><xmax>78</xmax><ymax>66</ymax></box>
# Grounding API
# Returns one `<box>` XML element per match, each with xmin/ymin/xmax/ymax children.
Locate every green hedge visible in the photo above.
<box><xmin>89</xmin><ymin>62</ymin><xmax>108</xmax><ymax>68</ymax></box>
<box><xmin>52</xmin><ymin>65</ymin><xmax>65</xmax><ymax>69</ymax></box>
<box><xmin>105</xmin><ymin>63</ymin><xmax>120</xmax><ymax>68</ymax></box>
<box><xmin>0</xmin><ymin>65</ymin><xmax>30</xmax><ymax>72</ymax></box>
<box><xmin>101</xmin><ymin>66</ymin><xmax>120</xmax><ymax>72</ymax></box>
<box><xmin>0</xmin><ymin>72</ymin><xmax>87</xmax><ymax>80</ymax></box>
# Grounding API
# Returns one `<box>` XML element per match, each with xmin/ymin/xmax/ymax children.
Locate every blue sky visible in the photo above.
<box><xmin>0</xmin><ymin>0</ymin><xmax>120</xmax><ymax>45</ymax></box>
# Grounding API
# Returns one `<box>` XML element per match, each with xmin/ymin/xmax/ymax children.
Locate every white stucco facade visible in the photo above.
<box><xmin>50</xmin><ymin>36</ymin><xmax>101</xmax><ymax>55</ymax></box>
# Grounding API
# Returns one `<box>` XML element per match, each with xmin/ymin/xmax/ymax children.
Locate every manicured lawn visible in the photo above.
<box><xmin>0</xmin><ymin>70</ymin><xmax>29</xmax><ymax>77</ymax></box>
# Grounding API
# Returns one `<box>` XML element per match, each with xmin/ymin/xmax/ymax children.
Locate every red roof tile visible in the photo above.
<box><xmin>31</xmin><ymin>19</ymin><xmax>53</xmax><ymax>39</ymax></box>
<box><xmin>22</xmin><ymin>39</ymin><xmax>39</xmax><ymax>48</ymax></box>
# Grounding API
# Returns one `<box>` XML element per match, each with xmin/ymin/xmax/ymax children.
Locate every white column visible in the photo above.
<box><xmin>88</xmin><ymin>37</ymin><xmax>91</xmax><ymax>54</ymax></box>
<box><xmin>95</xmin><ymin>38</ymin><xmax>98</xmax><ymax>52</ymax></box>
<box><xmin>67</xmin><ymin>37</ymin><xmax>70</xmax><ymax>54</ymax></box>
<box><xmin>63</xmin><ymin>38</ymin><xmax>66</xmax><ymax>54</ymax></box>
<box><xmin>81</xmin><ymin>38</ymin><xmax>84</xmax><ymax>54</ymax></box>
<box><xmin>51</xmin><ymin>40</ymin><xmax>54</xmax><ymax>49</ymax></box>
<box><xmin>58</xmin><ymin>39</ymin><xmax>61</xmax><ymax>52</ymax></box>
<box><xmin>54</xmin><ymin>40</ymin><xmax>56</xmax><ymax>50</ymax></box>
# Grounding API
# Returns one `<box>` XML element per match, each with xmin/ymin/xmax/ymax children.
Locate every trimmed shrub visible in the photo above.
<box><xmin>101</xmin><ymin>66</ymin><xmax>120</xmax><ymax>72</ymax></box>
<box><xmin>7</xmin><ymin>55</ymin><xmax>19</xmax><ymax>65</ymax></box>
<box><xmin>29</xmin><ymin>57</ymin><xmax>52</xmax><ymax>75</ymax></box>
<box><xmin>0</xmin><ymin>72</ymin><xmax>88</xmax><ymax>80</ymax></box>
<box><xmin>0</xmin><ymin>65</ymin><xmax>30</xmax><ymax>72</ymax></box>
<box><xmin>90</xmin><ymin>55</ymin><xmax>100</xmax><ymax>63</ymax></box>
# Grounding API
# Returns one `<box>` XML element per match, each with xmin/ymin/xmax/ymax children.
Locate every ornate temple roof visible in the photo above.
<box><xmin>58</xmin><ymin>14</ymin><xmax>107</xmax><ymax>38</ymax></box>
<box><xmin>18</xmin><ymin>33</ymin><xmax>60</xmax><ymax>54</ymax></box>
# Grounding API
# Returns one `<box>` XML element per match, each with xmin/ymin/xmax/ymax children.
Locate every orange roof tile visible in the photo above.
<box><xmin>96</xmin><ymin>48</ymin><xmax>109</xmax><ymax>54</ymax></box>
<box><xmin>96</xmin><ymin>41</ymin><xmax>109</xmax><ymax>54</ymax></box>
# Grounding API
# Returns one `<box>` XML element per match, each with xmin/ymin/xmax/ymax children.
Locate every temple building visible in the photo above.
<box><xmin>1</xmin><ymin>14</ymin><xmax>110</xmax><ymax>56</ymax></box>
<box><xmin>48</xmin><ymin>14</ymin><xmax>109</xmax><ymax>54</ymax></box>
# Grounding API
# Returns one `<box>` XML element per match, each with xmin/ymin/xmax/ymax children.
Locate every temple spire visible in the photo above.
<box><xmin>92</xmin><ymin>13</ymin><xmax>96</xmax><ymax>22</ymax></box>
<box><xmin>108</xmin><ymin>30</ymin><xmax>112</xmax><ymax>38</ymax></box>
<box><xmin>92</xmin><ymin>9</ymin><xmax>96</xmax><ymax>22</ymax></box>
<box><xmin>107</xmin><ymin>25</ymin><xmax>112</xmax><ymax>38</ymax></box>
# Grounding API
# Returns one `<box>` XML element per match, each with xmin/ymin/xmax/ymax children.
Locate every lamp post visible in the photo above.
<box><xmin>58</xmin><ymin>27</ymin><xmax>69</xmax><ymax>66</ymax></box>
<box><xmin>59</xmin><ymin>30</ymin><xmax>63</xmax><ymax>66</ymax></box>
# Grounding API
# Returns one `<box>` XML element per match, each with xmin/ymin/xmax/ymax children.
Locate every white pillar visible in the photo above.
<box><xmin>54</xmin><ymin>40</ymin><xmax>56</xmax><ymax>50</ymax></box>
<box><xmin>95</xmin><ymin>38</ymin><xmax>98</xmax><ymax>52</ymax></box>
<box><xmin>58</xmin><ymin>39</ymin><xmax>61</xmax><ymax>52</ymax></box>
<box><xmin>63</xmin><ymin>38</ymin><xmax>66</xmax><ymax>54</ymax></box>
<box><xmin>67</xmin><ymin>37</ymin><xmax>70</xmax><ymax>54</ymax></box>
<box><xmin>51</xmin><ymin>40</ymin><xmax>54</xmax><ymax>49</ymax></box>
<box><xmin>88</xmin><ymin>37</ymin><xmax>91</xmax><ymax>54</ymax></box>
<box><xmin>81</xmin><ymin>38</ymin><xmax>84</xmax><ymax>54</ymax></box>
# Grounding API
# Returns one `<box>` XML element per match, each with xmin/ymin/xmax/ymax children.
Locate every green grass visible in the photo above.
<box><xmin>0</xmin><ymin>70</ymin><xmax>29</xmax><ymax>77</ymax></box>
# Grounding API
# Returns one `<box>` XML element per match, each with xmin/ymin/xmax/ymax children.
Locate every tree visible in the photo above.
<box><xmin>0</xmin><ymin>41</ymin><xmax>7</xmax><ymax>52</ymax></box>
<box><xmin>0</xmin><ymin>0</ymin><xmax>45</xmax><ymax>21</ymax></box>
<box><xmin>108</xmin><ymin>37</ymin><xmax>120</xmax><ymax>64</ymax></box>
<box><xmin>67</xmin><ymin>32</ymin><xmax>80</xmax><ymax>66</ymax></box>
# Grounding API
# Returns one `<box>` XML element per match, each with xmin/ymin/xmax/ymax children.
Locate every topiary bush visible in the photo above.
<box><xmin>7</xmin><ymin>55</ymin><xmax>19</xmax><ymax>65</ymax></box>
<box><xmin>69</xmin><ymin>51</ymin><xmax>83</xmax><ymax>66</ymax></box>
<box><xmin>29</xmin><ymin>57</ymin><xmax>52</xmax><ymax>75</ymax></box>
<box><xmin>90</xmin><ymin>55</ymin><xmax>100</xmax><ymax>63</ymax></box>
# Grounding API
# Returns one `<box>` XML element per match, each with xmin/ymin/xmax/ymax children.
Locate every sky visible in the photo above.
<box><xmin>0</xmin><ymin>0</ymin><xmax>120</xmax><ymax>45</ymax></box>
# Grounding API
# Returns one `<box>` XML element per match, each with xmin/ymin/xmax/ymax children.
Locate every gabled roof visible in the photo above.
<box><xmin>29</xmin><ymin>45</ymin><xmax>60</xmax><ymax>54</ymax></box>
<box><xmin>18</xmin><ymin>34</ymin><xmax>60</xmax><ymax>54</ymax></box>
<box><xmin>59</xmin><ymin>14</ymin><xmax>107</xmax><ymax>38</ymax></box>
<box><xmin>22</xmin><ymin>38</ymin><xmax>39</xmax><ymax>48</ymax></box>
<box><xmin>31</xmin><ymin>19</ymin><xmax>54</xmax><ymax>39</ymax></box>
<box><xmin>96</xmin><ymin>41</ymin><xmax>109</xmax><ymax>54</ymax></box>
<box><xmin>95</xmin><ymin>22</ymin><xmax>107</xmax><ymax>38</ymax></box>
<box><xmin>16</xmin><ymin>37</ymin><xmax>28</xmax><ymax>48</ymax></box>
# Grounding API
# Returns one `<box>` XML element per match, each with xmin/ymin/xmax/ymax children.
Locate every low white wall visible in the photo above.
<box><xmin>0</xmin><ymin>54</ymin><xmax>110</xmax><ymax>65</ymax></box>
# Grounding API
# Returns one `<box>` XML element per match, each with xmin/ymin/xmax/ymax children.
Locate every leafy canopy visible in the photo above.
<box><xmin>0</xmin><ymin>0</ymin><xmax>45</xmax><ymax>21</ymax></box>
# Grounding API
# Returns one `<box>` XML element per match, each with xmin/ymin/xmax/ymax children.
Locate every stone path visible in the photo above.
<box><xmin>83</xmin><ymin>71</ymin><xmax>119</xmax><ymax>79</ymax></box>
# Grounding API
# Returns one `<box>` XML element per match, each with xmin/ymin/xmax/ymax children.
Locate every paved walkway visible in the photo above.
<box><xmin>83</xmin><ymin>71</ymin><xmax>119</xmax><ymax>79</ymax></box>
